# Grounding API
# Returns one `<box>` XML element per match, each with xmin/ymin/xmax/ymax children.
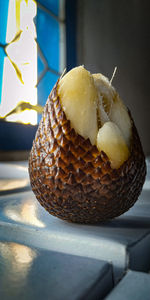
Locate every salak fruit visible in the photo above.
<box><xmin>29</xmin><ymin>66</ymin><xmax>146</xmax><ymax>223</ymax></box>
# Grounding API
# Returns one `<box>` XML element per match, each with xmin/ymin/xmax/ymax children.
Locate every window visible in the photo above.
<box><xmin>0</xmin><ymin>0</ymin><xmax>66</xmax><ymax>125</ymax></box>
<box><xmin>0</xmin><ymin>0</ymin><xmax>37</xmax><ymax>125</ymax></box>
<box><xmin>0</xmin><ymin>0</ymin><xmax>76</xmax><ymax>153</ymax></box>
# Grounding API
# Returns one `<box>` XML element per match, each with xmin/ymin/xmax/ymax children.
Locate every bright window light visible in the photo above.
<box><xmin>0</xmin><ymin>0</ymin><xmax>37</xmax><ymax>125</ymax></box>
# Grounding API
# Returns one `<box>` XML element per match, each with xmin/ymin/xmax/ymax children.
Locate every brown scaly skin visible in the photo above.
<box><xmin>29</xmin><ymin>80</ymin><xmax>146</xmax><ymax>224</ymax></box>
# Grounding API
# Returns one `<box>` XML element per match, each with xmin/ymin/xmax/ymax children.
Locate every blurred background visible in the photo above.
<box><xmin>0</xmin><ymin>0</ymin><xmax>150</xmax><ymax>161</ymax></box>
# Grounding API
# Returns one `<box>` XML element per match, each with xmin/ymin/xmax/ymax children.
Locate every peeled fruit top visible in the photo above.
<box><xmin>58</xmin><ymin>66</ymin><xmax>98</xmax><ymax>145</ymax></box>
<box><xmin>58</xmin><ymin>66</ymin><xmax>132</xmax><ymax>169</ymax></box>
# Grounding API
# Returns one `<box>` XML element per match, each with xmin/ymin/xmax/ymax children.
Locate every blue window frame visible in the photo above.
<box><xmin>0</xmin><ymin>0</ymin><xmax>77</xmax><ymax>152</ymax></box>
<box><xmin>36</xmin><ymin>1</ymin><xmax>63</xmax><ymax>111</ymax></box>
<box><xmin>0</xmin><ymin>0</ymin><xmax>9</xmax><ymax>104</ymax></box>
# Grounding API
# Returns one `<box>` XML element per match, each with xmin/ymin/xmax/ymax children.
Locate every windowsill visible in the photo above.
<box><xmin>0</xmin><ymin>120</ymin><xmax>37</xmax><ymax>154</ymax></box>
<box><xmin>0</xmin><ymin>150</ymin><xmax>30</xmax><ymax>161</ymax></box>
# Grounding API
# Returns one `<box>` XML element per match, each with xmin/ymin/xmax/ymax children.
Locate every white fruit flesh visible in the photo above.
<box><xmin>58</xmin><ymin>66</ymin><xmax>132</xmax><ymax>169</ymax></box>
<box><xmin>97</xmin><ymin>122</ymin><xmax>130</xmax><ymax>169</ymax></box>
<box><xmin>109</xmin><ymin>97</ymin><xmax>131</xmax><ymax>147</ymax></box>
<box><xmin>93</xmin><ymin>73</ymin><xmax>131</xmax><ymax>146</ymax></box>
<box><xmin>58</xmin><ymin>66</ymin><xmax>98</xmax><ymax>145</ymax></box>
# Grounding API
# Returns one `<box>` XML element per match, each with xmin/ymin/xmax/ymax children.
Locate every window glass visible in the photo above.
<box><xmin>0</xmin><ymin>0</ymin><xmax>37</xmax><ymax>124</ymax></box>
<box><xmin>0</xmin><ymin>0</ymin><xmax>66</xmax><ymax>126</ymax></box>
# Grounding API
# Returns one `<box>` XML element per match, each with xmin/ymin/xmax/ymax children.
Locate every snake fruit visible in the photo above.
<box><xmin>29</xmin><ymin>66</ymin><xmax>146</xmax><ymax>223</ymax></box>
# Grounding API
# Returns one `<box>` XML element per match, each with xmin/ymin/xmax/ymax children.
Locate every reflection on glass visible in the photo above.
<box><xmin>0</xmin><ymin>242</ymin><xmax>37</xmax><ymax>293</ymax></box>
<box><xmin>0</xmin><ymin>0</ymin><xmax>37</xmax><ymax>125</ymax></box>
<box><xmin>4</xmin><ymin>200</ymin><xmax>45</xmax><ymax>228</ymax></box>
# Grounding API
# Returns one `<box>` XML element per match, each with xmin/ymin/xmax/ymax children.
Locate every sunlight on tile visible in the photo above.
<box><xmin>0</xmin><ymin>242</ymin><xmax>37</xmax><ymax>284</ymax></box>
<box><xmin>4</xmin><ymin>200</ymin><xmax>45</xmax><ymax>228</ymax></box>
